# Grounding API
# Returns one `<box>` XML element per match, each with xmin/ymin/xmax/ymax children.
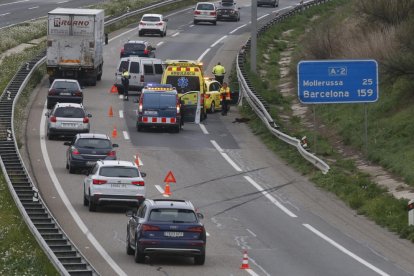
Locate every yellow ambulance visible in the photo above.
<box><xmin>161</xmin><ymin>60</ymin><xmax>207</xmax><ymax>122</ymax></box>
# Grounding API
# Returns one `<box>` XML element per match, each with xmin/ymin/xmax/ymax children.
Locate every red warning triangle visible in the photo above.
<box><xmin>164</xmin><ymin>171</ymin><xmax>176</xmax><ymax>183</ymax></box>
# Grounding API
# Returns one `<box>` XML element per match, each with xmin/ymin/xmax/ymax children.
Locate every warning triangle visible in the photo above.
<box><xmin>164</xmin><ymin>171</ymin><xmax>176</xmax><ymax>183</ymax></box>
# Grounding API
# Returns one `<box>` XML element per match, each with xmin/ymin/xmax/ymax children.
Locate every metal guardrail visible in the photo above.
<box><xmin>236</xmin><ymin>0</ymin><xmax>331</xmax><ymax>174</ymax></box>
<box><xmin>0</xmin><ymin>1</ymin><xmax>188</xmax><ymax>274</ymax></box>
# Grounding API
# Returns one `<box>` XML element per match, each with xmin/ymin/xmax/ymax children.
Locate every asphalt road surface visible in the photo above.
<box><xmin>23</xmin><ymin>1</ymin><xmax>414</xmax><ymax>275</ymax></box>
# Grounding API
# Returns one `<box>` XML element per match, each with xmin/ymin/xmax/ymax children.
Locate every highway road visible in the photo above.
<box><xmin>21</xmin><ymin>0</ymin><xmax>414</xmax><ymax>275</ymax></box>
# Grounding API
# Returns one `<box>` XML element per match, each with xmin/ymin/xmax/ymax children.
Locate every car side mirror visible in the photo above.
<box><xmin>64</xmin><ymin>141</ymin><xmax>72</xmax><ymax>146</ymax></box>
<box><xmin>126</xmin><ymin>210</ymin><xmax>134</xmax><ymax>217</ymax></box>
<box><xmin>45</xmin><ymin>112</ymin><xmax>50</xmax><ymax>117</ymax></box>
<box><xmin>105</xmin><ymin>33</ymin><xmax>108</xmax><ymax>45</ymax></box>
<box><xmin>112</xmin><ymin>143</ymin><xmax>119</xmax><ymax>148</ymax></box>
<box><xmin>140</xmin><ymin>172</ymin><xmax>147</xmax><ymax>178</ymax></box>
<box><xmin>197</xmin><ymin>213</ymin><xmax>204</xmax><ymax>219</ymax></box>
<box><xmin>164</xmin><ymin>18</ymin><xmax>168</xmax><ymax>22</ymax></box>
<box><xmin>84</xmin><ymin>170</ymin><xmax>90</xmax><ymax>176</ymax></box>
<box><xmin>87</xmin><ymin>114</ymin><xmax>92</xmax><ymax>118</ymax></box>
<box><xmin>152</xmin><ymin>47</ymin><xmax>156</xmax><ymax>51</ymax></box>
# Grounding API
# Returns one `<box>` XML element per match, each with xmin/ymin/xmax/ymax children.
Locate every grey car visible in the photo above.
<box><xmin>217</xmin><ymin>0</ymin><xmax>241</xmax><ymax>21</ymax></box>
<box><xmin>257</xmin><ymin>0</ymin><xmax>279</xmax><ymax>7</ymax></box>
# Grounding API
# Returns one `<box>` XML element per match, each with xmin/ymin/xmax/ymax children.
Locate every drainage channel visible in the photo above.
<box><xmin>0</xmin><ymin>50</ymin><xmax>98</xmax><ymax>276</ymax></box>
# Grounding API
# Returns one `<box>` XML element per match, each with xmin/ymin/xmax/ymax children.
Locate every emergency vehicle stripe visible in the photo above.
<box><xmin>141</xmin><ymin>117</ymin><xmax>177</xmax><ymax>124</ymax></box>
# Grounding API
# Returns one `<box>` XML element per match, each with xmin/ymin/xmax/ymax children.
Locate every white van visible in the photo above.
<box><xmin>115</xmin><ymin>57</ymin><xmax>164</xmax><ymax>92</ymax></box>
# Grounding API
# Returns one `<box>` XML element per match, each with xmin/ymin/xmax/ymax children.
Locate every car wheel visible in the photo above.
<box><xmin>89</xmin><ymin>196</ymin><xmax>97</xmax><ymax>212</ymax></box>
<box><xmin>164</xmin><ymin>30</ymin><xmax>167</xmax><ymax>36</ymax></box>
<box><xmin>47</xmin><ymin>132</ymin><xmax>54</xmax><ymax>140</ymax></box>
<box><xmin>193</xmin><ymin>20</ymin><xmax>198</xmax><ymax>25</ymax></box>
<box><xmin>126</xmin><ymin>230</ymin><xmax>134</xmax><ymax>255</ymax></box>
<box><xmin>83</xmin><ymin>194</ymin><xmax>89</xmax><ymax>206</ymax></box>
<box><xmin>213</xmin><ymin>20</ymin><xmax>217</xmax><ymax>25</ymax></box>
<box><xmin>66</xmin><ymin>161</ymin><xmax>69</xmax><ymax>170</ymax></box>
<box><xmin>68</xmin><ymin>163</ymin><xmax>75</xmax><ymax>174</ymax></box>
<box><xmin>173</xmin><ymin>125</ymin><xmax>180</xmax><ymax>133</ymax></box>
<box><xmin>137</xmin><ymin>124</ymin><xmax>142</xmax><ymax>132</ymax></box>
<box><xmin>47</xmin><ymin>102</ymin><xmax>53</xmax><ymax>110</ymax></box>
<box><xmin>210</xmin><ymin>101</ymin><xmax>215</xmax><ymax>113</ymax></box>
<box><xmin>134</xmin><ymin>238</ymin><xmax>145</xmax><ymax>263</ymax></box>
<box><xmin>194</xmin><ymin>253</ymin><xmax>205</xmax><ymax>265</ymax></box>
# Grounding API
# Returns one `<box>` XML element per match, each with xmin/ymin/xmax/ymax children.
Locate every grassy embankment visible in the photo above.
<box><xmin>240</xmin><ymin>0</ymin><xmax>414</xmax><ymax>241</ymax></box>
<box><xmin>0</xmin><ymin>0</ymin><xmax>197</xmax><ymax>274</ymax></box>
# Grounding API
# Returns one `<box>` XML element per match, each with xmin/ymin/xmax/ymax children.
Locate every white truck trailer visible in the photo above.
<box><xmin>46</xmin><ymin>8</ymin><xmax>105</xmax><ymax>86</ymax></box>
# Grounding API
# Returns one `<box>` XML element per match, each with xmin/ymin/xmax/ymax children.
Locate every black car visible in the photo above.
<box><xmin>64</xmin><ymin>133</ymin><xmax>118</xmax><ymax>174</ymax></box>
<box><xmin>257</xmin><ymin>0</ymin><xmax>279</xmax><ymax>7</ymax></box>
<box><xmin>120</xmin><ymin>40</ymin><xmax>156</xmax><ymax>58</ymax></box>
<box><xmin>47</xmin><ymin>79</ymin><xmax>83</xmax><ymax>109</ymax></box>
<box><xmin>126</xmin><ymin>199</ymin><xmax>206</xmax><ymax>265</ymax></box>
<box><xmin>217</xmin><ymin>0</ymin><xmax>241</xmax><ymax>21</ymax></box>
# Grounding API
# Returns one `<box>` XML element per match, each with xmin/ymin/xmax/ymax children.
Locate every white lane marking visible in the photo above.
<box><xmin>246</xmin><ymin>228</ymin><xmax>257</xmax><ymax>237</ymax></box>
<box><xmin>206</xmin><ymin>232</ymin><xmax>210</xmax><ymax>237</ymax></box>
<box><xmin>109</xmin><ymin>28</ymin><xmax>136</xmax><ymax>42</ymax></box>
<box><xmin>165</xmin><ymin>7</ymin><xmax>193</xmax><ymax>18</ymax></box>
<box><xmin>210</xmin><ymin>140</ymin><xmax>242</xmax><ymax>172</ymax></box>
<box><xmin>303</xmin><ymin>224</ymin><xmax>390</xmax><ymax>276</ymax></box>
<box><xmin>171</xmin><ymin>32</ymin><xmax>180</xmax><ymax>37</ymax></box>
<box><xmin>244</xmin><ymin>176</ymin><xmax>297</xmax><ymax>218</ymax></box>
<box><xmin>156</xmin><ymin>41</ymin><xmax>164</xmax><ymax>47</ymax></box>
<box><xmin>28</xmin><ymin>6</ymin><xmax>38</xmax><ymax>9</ymax></box>
<box><xmin>246</xmin><ymin>269</ymin><xmax>260</xmax><ymax>276</ymax></box>
<box><xmin>189</xmin><ymin>24</ymin><xmax>194</xmax><ymax>27</ymax></box>
<box><xmin>57</xmin><ymin>0</ymin><xmax>69</xmax><ymax>3</ymax></box>
<box><xmin>258</xmin><ymin>14</ymin><xmax>269</xmax><ymax>20</ymax></box>
<box><xmin>271</xmin><ymin>10</ymin><xmax>279</xmax><ymax>13</ymax></box>
<box><xmin>155</xmin><ymin>185</ymin><xmax>164</xmax><ymax>194</ymax></box>
<box><xmin>119</xmin><ymin>110</ymin><xmax>124</xmax><ymax>118</ymax></box>
<box><xmin>0</xmin><ymin>0</ymin><xmax>29</xmax><ymax>7</ymax></box>
<box><xmin>210</xmin><ymin>35</ymin><xmax>227</xmax><ymax>48</ymax></box>
<box><xmin>119</xmin><ymin>95</ymin><xmax>123</xmax><ymax>100</ymax></box>
<box><xmin>0</xmin><ymin>12</ymin><xmax>10</xmax><ymax>16</ymax></box>
<box><xmin>39</xmin><ymin>102</ymin><xmax>128</xmax><ymax>276</ymax></box>
<box><xmin>229</xmin><ymin>23</ymin><xmax>246</xmax><ymax>34</ymax></box>
<box><xmin>122</xmin><ymin>131</ymin><xmax>129</xmax><ymax>140</ymax></box>
<box><xmin>199</xmin><ymin>123</ymin><xmax>209</xmax><ymax>135</ymax></box>
<box><xmin>197</xmin><ymin>48</ymin><xmax>210</xmax><ymax>62</ymax></box>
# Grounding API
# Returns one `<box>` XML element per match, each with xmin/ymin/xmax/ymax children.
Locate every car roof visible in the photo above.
<box><xmin>119</xmin><ymin>57</ymin><xmax>162</xmax><ymax>62</ymax></box>
<box><xmin>146</xmin><ymin>199</ymin><xmax>195</xmax><ymax>210</ymax></box>
<box><xmin>97</xmin><ymin>160</ymin><xmax>136</xmax><ymax>167</ymax></box>
<box><xmin>142</xmin><ymin>13</ymin><xmax>162</xmax><ymax>17</ymax></box>
<box><xmin>125</xmin><ymin>40</ymin><xmax>148</xmax><ymax>45</ymax></box>
<box><xmin>196</xmin><ymin>2</ymin><xmax>215</xmax><ymax>6</ymax></box>
<box><xmin>54</xmin><ymin>102</ymin><xmax>84</xmax><ymax>108</ymax></box>
<box><xmin>75</xmin><ymin>133</ymin><xmax>110</xmax><ymax>140</ymax></box>
<box><xmin>53</xmin><ymin>79</ymin><xmax>79</xmax><ymax>83</ymax></box>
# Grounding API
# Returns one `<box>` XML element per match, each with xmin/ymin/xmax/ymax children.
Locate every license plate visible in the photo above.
<box><xmin>111</xmin><ymin>183</ymin><xmax>126</xmax><ymax>188</ymax></box>
<box><xmin>62</xmin><ymin>123</ymin><xmax>77</xmax><ymax>128</ymax></box>
<box><xmin>164</xmin><ymin>231</ymin><xmax>184</xmax><ymax>237</ymax></box>
<box><xmin>60</xmin><ymin>92</ymin><xmax>71</xmax><ymax>96</ymax></box>
<box><xmin>86</xmin><ymin>161</ymin><xmax>96</xmax><ymax>166</ymax></box>
<box><xmin>144</xmin><ymin>110</ymin><xmax>158</xmax><ymax>115</ymax></box>
<box><xmin>222</xmin><ymin>15</ymin><xmax>229</xmax><ymax>17</ymax></box>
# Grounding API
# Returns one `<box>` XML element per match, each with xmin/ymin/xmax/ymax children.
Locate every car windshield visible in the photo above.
<box><xmin>166</xmin><ymin>76</ymin><xmax>200</xmax><ymax>93</ymax></box>
<box><xmin>124</xmin><ymin>43</ymin><xmax>146</xmax><ymax>51</ymax></box>
<box><xmin>197</xmin><ymin>4</ymin><xmax>214</xmax><ymax>10</ymax></box>
<box><xmin>149</xmin><ymin>208</ymin><xmax>197</xmax><ymax>223</ymax></box>
<box><xmin>99</xmin><ymin>166</ymin><xmax>140</xmax><ymax>177</ymax></box>
<box><xmin>143</xmin><ymin>93</ymin><xmax>176</xmax><ymax>108</ymax></box>
<box><xmin>75</xmin><ymin>138</ymin><xmax>111</xmax><ymax>149</ymax></box>
<box><xmin>54</xmin><ymin>107</ymin><xmax>85</xmax><ymax>118</ymax></box>
<box><xmin>221</xmin><ymin>2</ymin><xmax>234</xmax><ymax>7</ymax></box>
<box><xmin>52</xmin><ymin>81</ymin><xmax>79</xmax><ymax>90</ymax></box>
<box><xmin>142</xmin><ymin>16</ymin><xmax>161</xmax><ymax>22</ymax></box>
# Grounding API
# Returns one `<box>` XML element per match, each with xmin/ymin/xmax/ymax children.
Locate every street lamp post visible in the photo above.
<box><xmin>250</xmin><ymin>0</ymin><xmax>257</xmax><ymax>73</ymax></box>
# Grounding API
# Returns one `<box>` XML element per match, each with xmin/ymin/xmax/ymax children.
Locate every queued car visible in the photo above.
<box><xmin>64</xmin><ymin>133</ymin><xmax>118</xmax><ymax>174</ymax></box>
<box><xmin>138</xmin><ymin>14</ymin><xmax>168</xmax><ymax>37</ymax></box>
<box><xmin>45</xmin><ymin>103</ymin><xmax>91</xmax><ymax>140</ymax></box>
<box><xmin>83</xmin><ymin>160</ymin><xmax>146</xmax><ymax>212</ymax></box>
<box><xmin>193</xmin><ymin>2</ymin><xmax>217</xmax><ymax>25</ymax></box>
<box><xmin>257</xmin><ymin>0</ymin><xmax>279</xmax><ymax>7</ymax></box>
<box><xmin>126</xmin><ymin>199</ymin><xmax>206</xmax><ymax>264</ymax></box>
<box><xmin>203</xmin><ymin>78</ymin><xmax>222</xmax><ymax>113</ymax></box>
<box><xmin>120</xmin><ymin>40</ymin><xmax>156</xmax><ymax>58</ymax></box>
<box><xmin>47</xmin><ymin>79</ymin><xmax>83</xmax><ymax>109</ymax></box>
<box><xmin>217</xmin><ymin>0</ymin><xmax>240</xmax><ymax>21</ymax></box>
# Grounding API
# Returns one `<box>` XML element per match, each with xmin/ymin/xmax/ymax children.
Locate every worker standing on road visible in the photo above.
<box><xmin>212</xmin><ymin>62</ymin><xmax>226</xmax><ymax>85</ymax></box>
<box><xmin>122</xmin><ymin>68</ymin><xmax>130</xmax><ymax>101</ymax></box>
<box><xmin>219</xmin><ymin>82</ymin><xmax>231</xmax><ymax>116</ymax></box>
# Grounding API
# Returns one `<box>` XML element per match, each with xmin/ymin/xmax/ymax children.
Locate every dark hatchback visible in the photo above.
<box><xmin>47</xmin><ymin>79</ymin><xmax>83</xmax><ymax>109</ymax></box>
<box><xmin>64</xmin><ymin>133</ymin><xmax>118</xmax><ymax>174</ymax></box>
<box><xmin>120</xmin><ymin>40</ymin><xmax>156</xmax><ymax>58</ymax></box>
<box><xmin>126</xmin><ymin>199</ymin><xmax>206</xmax><ymax>265</ymax></box>
<box><xmin>217</xmin><ymin>0</ymin><xmax>241</xmax><ymax>21</ymax></box>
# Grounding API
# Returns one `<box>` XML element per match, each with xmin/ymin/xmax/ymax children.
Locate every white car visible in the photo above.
<box><xmin>138</xmin><ymin>14</ymin><xmax>168</xmax><ymax>37</ymax></box>
<box><xmin>193</xmin><ymin>2</ymin><xmax>217</xmax><ymax>25</ymax></box>
<box><xmin>83</xmin><ymin>160</ymin><xmax>146</xmax><ymax>212</ymax></box>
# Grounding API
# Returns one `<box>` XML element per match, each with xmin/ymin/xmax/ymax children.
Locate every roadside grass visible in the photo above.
<box><xmin>241</xmin><ymin>0</ymin><xmax>414</xmax><ymax>242</ymax></box>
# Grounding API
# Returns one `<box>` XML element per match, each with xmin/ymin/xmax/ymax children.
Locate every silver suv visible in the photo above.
<box><xmin>45</xmin><ymin>103</ymin><xmax>91</xmax><ymax>140</ymax></box>
<box><xmin>83</xmin><ymin>160</ymin><xmax>147</xmax><ymax>212</ymax></box>
<box><xmin>193</xmin><ymin>2</ymin><xmax>217</xmax><ymax>25</ymax></box>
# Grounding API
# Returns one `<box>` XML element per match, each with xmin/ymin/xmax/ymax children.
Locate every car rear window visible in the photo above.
<box><xmin>54</xmin><ymin>107</ymin><xmax>85</xmax><ymax>118</ymax></box>
<box><xmin>166</xmin><ymin>76</ymin><xmax>200</xmax><ymax>93</ymax></box>
<box><xmin>99</xmin><ymin>166</ymin><xmax>140</xmax><ymax>177</ymax></box>
<box><xmin>118</xmin><ymin>60</ymin><xmax>129</xmax><ymax>72</ymax></box>
<box><xmin>143</xmin><ymin>93</ymin><xmax>176</xmax><ymax>108</ymax></box>
<box><xmin>76</xmin><ymin>138</ymin><xmax>111</xmax><ymax>149</ymax></box>
<box><xmin>221</xmin><ymin>2</ymin><xmax>234</xmax><ymax>7</ymax></box>
<box><xmin>149</xmin><ymin>208</ymin><xmax>197</xmax><ymax>222</ymax></box>
<box><xmin>52</xmin><ymin>81</ymin><xmax>79</xmax><ymax>90</ymax></box>
<box><xmin>197</xmin><ymin>3</ymin><xmax>214</xmax><ymax>10</ymax></box>
<box><xmin>142</xmin><ymin>16</ymin><xmax>161</xmax><ymax>22</ymax></box>
<box><xmin>124</xmin><ymin>43</ymin><xmax>146</xmax><ymax>51</ymax></box>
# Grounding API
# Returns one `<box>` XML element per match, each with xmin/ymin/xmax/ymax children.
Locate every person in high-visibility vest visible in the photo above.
<box><xmin>121</xmin><ymin>68</ymin><xmax>130</xmax><ymax>101</ymax></box>
<box><xmin>219</xmin><ymin>82</ymin><xmax>231</xmax><ymax>116</ymax></box>
<box><xmin>212</xmin><ymin>62</ymin><xmax>226</xmax><ymax>85</ymax></box>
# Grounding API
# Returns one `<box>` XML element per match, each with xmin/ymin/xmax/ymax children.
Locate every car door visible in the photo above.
<box><xmin>129</xmin><ymin>60</ymin><xmax>140</xmax><ymax>87</ymax></box>
<box><xmin>142</xmin><ymin>61</ymin><xmax>156</xmax><ymax>85</ymax></box>
<box><xmin>131</xmin><ymin>204</ymin><xmax>147</xmax><ymax>245</ymax></box>
<box><xmin>180</xmin><ymin>91</ymin><xmax>201</xmax><ymax>123</ymax></box>
<box><xmin>209</xmin><ymin>81</ymin><xmax>222</xmax><ymax>108</ymax></box>
<box><xmin>85</xmin><ymin>164</ymin><xmax>98</xmax><ymax>196</ymax></box>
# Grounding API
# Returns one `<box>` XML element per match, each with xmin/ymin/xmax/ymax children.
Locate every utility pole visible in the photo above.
<box><xmin>250</xmin><ymin>0</ymin><xmax>257</xmax><ymax>73</ymax></box>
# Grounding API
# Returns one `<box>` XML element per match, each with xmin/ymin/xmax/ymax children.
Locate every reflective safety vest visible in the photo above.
<box><xmin>212</xmin><ymin>65</ymin><xmax>226</xmax><ymax>76</ymax></box>
<box><xmin>220</xmin><ymin>87</ymin><xmax>231</xmax><ymax>100</ymax></box>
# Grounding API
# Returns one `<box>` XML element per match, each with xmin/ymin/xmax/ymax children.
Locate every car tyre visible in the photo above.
<box><xmin>194</xmin><ymin>253</ymin><xmax>205</xmax><ymax>265</ymax></box>
<box><xmin>137</xmin><ymin>124</ymin><xmax>142</xmax><ymax>132</ymax></box>
<box><xmin>213</xmin><ymin>20</ymin><xmax>217</xmax><ymax>25</ymax></box>
<box><xmin>194</xmin><ymin>20</ymin><xmax>198</xmax><ymax>25</ymax></box>
<box><xmin>134</xmin><ymin>238</ymin><xmax>145</xmax><ymax>263</ymax></box>
<box><xmin>173</xmin><ymin>125</ymin><xmax>180</xmax><ymax>133</ymax></box>
<box><xmin>126</xmin><ymin>231</ymin><xmax>134</xmax><ymax>255</ymax></box>
<box><xmin>163</xmin><ymin>30</ymin><xmax>167</xmax><ymax>37</ymax></box>
<box><xmin>89</xmin><ymin>196</ymin><xmax>97</xmax><ymax>212</ymax></box>
<box><xmin>83</xmin><ymin>193</ymin><xmax>89</xmax><ymax>206</ymax></box>
<box><xmin>138</xmin><ymin>31</ymin><xmax>143</xmax><ymax>37</ymax></box>
<box><xmin>68</xmin><ymin>163</ymin><xmax>75</xmax><ymax>174</ymax></box>
<box><xmin>210</xmin><ymin>101</ymin><xmax>215</xmax><ymax>113</ymax></box>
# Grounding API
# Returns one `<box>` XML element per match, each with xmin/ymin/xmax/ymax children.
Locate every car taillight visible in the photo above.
<box><xmin>139</xmin><ymin>21</ymin><xmax>145</xmax><ymax>25</ymax></box>
<box><xmin>142</xmin><ymin>224</ymin><xmax>160</xmax><ymax>231</ymax></box>
<box><xmin>156</xmin><ymin>22</ymin><xmax>163</xmax><ymax>26</ymax></box>
<box><xmin>176</xmin><ymin>103</ymin><xmax>180</xmax><ymax>114</ymax></box>
<box><xmin>194</xmin><ymin>11</ymin><xmax>201</xmax><ymax>15</ymax></box>
<box><xmin>188</xmin><ymin>226</ymin><xmax>204</xmax><ymax>233</ymax></box>
<box><xmin>107</xmin><ymin>150</ymin><xmax>116</xmax><ymax>157</ymax></box>
<box><xmin>83</xmin><ymin>117</ymin><xmax>89</xmax><ymax>123</ymax></box>
<box><xmin>210</xmin><ymin>11</ymin><xmax>216</xmax><ymax>16</ymax></box>
<box><xmin>92</xmin><ymin>179</ymin><xmax>107</xmax><ymax>185</ymax></box>
<box><xmin>48</xmin><ymin>89</ymin><xmax>57</xmax><ymax>96</ymax></box>
<box><xmin>140</xmin><ymin>75</ymin><xmax>144</xmax><ymax>83</ymax></box>
<box><xmin>50</xmin><ymin>116</ymin><xmax>57</xmax><ymax>123</ymax></box>
<box><xmin>120</xmin><ymin>48</ymin><xmax>124</xmax><ymax>54</ymax></box>
<box><xmin>72</xmin><ymin>148</ymin><xmax>80</xmax><ymax>155</ymax></box>
<box><xmin>75</xmin><ymin>92</ymin><xmax>82</xmax><ymax>97</ymax></box>
<box><xmin>143</xmin><ymin>49</ymin><xmax>149</xmax><ymax>55</ymax></box>
<box><xmin>131</xmin><ymin>181</ymin><xmax>145</xmax><ymax>186</ymax></box>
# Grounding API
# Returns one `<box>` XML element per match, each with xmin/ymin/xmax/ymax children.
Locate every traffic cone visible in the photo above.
<box><xmin>108</xmin><ymin>106</ymin><xmax>114</xmax><ymax>117</ymax></box>
<box><xmin>163</xmin><ymin>183</ymin><xmax>172</xmax><ymax>197</ymax></box>
<box><xmin>112</xmin><ymin>126</ymin><xmax>117</xmax><ymax>138</ymax></box>
<box><xmin>110</xmin><ymin>85</ymin><xmax>118</xmax><ymax>94</ymax></box>
<box><xmin>240</xmin><ymin>250</ymin><xmax>250</xmax><ymax>269</ymax></box>
<box><xmin>134</xmin><ymin>154</ymin><xmax>142</xmax><ymax>167</ymax></box>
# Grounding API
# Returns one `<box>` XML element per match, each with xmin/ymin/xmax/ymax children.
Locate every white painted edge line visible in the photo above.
<box><xmin>57</xmin><ymin>0</ymin><xmax>69</xmax><ymax>3</ymax></box>
<box><xmin>206</xmin><ymin>232</ymin><xmax>210</xmax><ymax>237</ymax></box>
<box><xmin>0</xmin><ymin>12</ymin><xmax>10</xmax><ymax>16</ymax></box>
<box><xmin>28</xmin><ymin>6</ymin><xmax>38</xmax><ymax>9</ymax></box>
<box><xmin>165</xmin><ymin>7</ymin><xmax>193</xmax><ymax>18</ymax></box>
<box><xmin>119</xmin><ymin>110</ymin><xmax>124</xmax><ymax>118</ymax></box>
<box><xmin>197</xmin><ymin>48</ymin><xmax>210</xmax><ymax>62</ymax></box>
<box><xmin>303</xmin><ymin>224</ymin><xmax>390</xmax><ymax>276</ymax></box>
<box><xmin>155</xmin><ymin>184</ymin><xmax>164</xmax><ymax>194</ymax></box>
<box><xmin>244</xmin><ymin>176</ymin><xmax>297</xmax><ymax>218</ymax></box>
<box><xmin>229</xmin><ymin>23</ymin><xmax>246</xmax><ymax>34</ymax></box>
<box><xmin>199</xmin><ymin>123</ymin><xmax>209</xmax><ymax>135</ymax></box>
<box><xmin>210</xmin><ymin>35</ymin><xmax>227</xmax><ymax>48</ymax></box>
<box><xmin>40</xmin><ymin>102</ymin><xmax>128</xmax><ymax>276</ymax></box>
<box><xmin>119</xmin><ymin>95</ymin><xmax>124</xmax><ymax>100</ymax></box>
<box><xmin>257</xmin><ymin>14</ymin><xmax>269</xmax><ymax>20</ymax></box>
<box><xmin>211</xmin><ymin>140</ymin><xmax>242</xmax><ymax>172</ymax></box>
<box><xmin>246</xmin><ymin>269</ymin><xmax>260</xmax><ymax>276</ymax></box>
<box><xmin>189</xmin><ymin>24</ymin><xmax>194</xmax><ymax>27</ymax></box>
<box><xmin>156</xmin><ymin>41</ymin><xmax>164</xmax><ymax>47</ymax></box>
<box><xmin>122</xmin><ymin>131</ymin><xmax>129</xmax><ymax>140</ymax></box>
<box><xmin>171</xmin><ymin>32</ymin><xmax>180</xmax><ymax>37</ymax></box>
<box><xmin>246</xmin><ymin>228</ymin><xmax>257</xmax><ymax>237</ymax></box>
<box><xmin>0</xmin><ymin>0</ymin><xmax>29</xmax><ymax>7</ymax></box>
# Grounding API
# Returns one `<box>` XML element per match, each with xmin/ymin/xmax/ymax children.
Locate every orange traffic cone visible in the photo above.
<box><xmin>110</xmin><ymin>85</ymin><xmax>118</xmax><ymax>94</ymax></box>
<box><xmin>112</xmin><ymin>126</ymin><xmax>118</xmax><ymax>138</ymax></box>
<box><xmin>240</xmin><ymin>250</ymin><xmax>250</xmax><ymax>269</ymax></box>
<box><xmin>108</xmin><ymin>106</ymin><xmax>114</xmax><ymax>117</ymax></box>
<box><xmin>163</xmin><ymin>183</ymin><xmax>172</xmax><ymax>197</ymax></box>
<box><xmin>134</xmin><ymin>154</ymin><xmax>142</xmax><ymax>167</ymax></box>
